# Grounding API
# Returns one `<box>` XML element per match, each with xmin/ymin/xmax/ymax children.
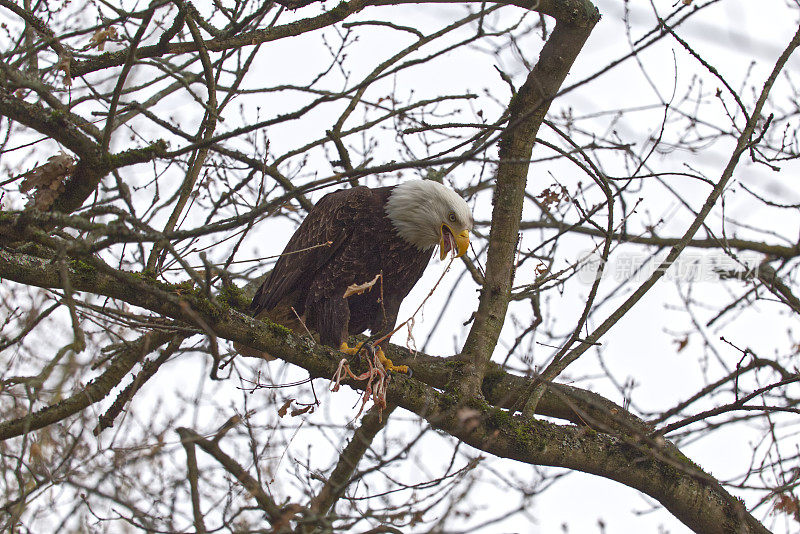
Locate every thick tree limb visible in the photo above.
<box><xmin>459</xmin><ymin>7</ymin><xmax>599</xmax><ymax>394</ymax></box>
<box><xmin>0</xmin><ymin>248</ymin><xmax>772</xmax><ymax>533</ymax></box>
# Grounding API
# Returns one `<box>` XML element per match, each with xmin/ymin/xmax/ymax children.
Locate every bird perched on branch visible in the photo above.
<box><xmin>235</xmin><ymin>180</ymin><xmax>473</xmax><ymax>373</ymax></box>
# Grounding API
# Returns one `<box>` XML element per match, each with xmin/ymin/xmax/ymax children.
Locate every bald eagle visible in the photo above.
<box><xmin>236</xmin><ymin>180</ymin><xmax>473</xmax><ymax>370</ymax></box>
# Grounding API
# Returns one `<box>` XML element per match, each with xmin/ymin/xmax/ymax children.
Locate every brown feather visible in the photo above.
<box><xmin>238</xmin><ymin>185</ymin><xmax>432</xmax><ymax>359</ymax></box>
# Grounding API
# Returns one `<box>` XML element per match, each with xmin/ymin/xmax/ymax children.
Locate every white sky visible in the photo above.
<box><xmin>3</xmin><ymin>0</ymin><xmax>800</xmax><ymax>532</ymax></box>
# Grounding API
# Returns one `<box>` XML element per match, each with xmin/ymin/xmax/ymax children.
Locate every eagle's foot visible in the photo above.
<box><xmin>339</xmin><ymin>342</ymin><xmax>361</xmax><ymax>356</ymax></box>
<box><xmin>339</xmin><ymin>342</ymin><xmax>410</xmax><ymax>375</ymax></box>
<box><xmin>374</xmin><ymin>346</ymin><xmax>410</xmax><ymax>375</ymax></box>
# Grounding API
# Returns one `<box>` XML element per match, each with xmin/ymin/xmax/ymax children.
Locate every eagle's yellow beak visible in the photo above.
<box><xmin>439</xmin><ymin>224</ymin><xmax>470</xmax><ymax>261</ymax></box>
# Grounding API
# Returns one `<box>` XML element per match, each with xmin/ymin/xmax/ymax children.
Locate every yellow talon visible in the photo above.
<box><xmin>375</xmin><ymin>346</ymin><xmax>410</xmax><ymax>374</ymax></box>
<box><xmin>339</xmin><ymin>342</ymin><xmax>410</xmax><ymax>374</ymax></box>
<box><xmin>339</xmin><ymin>342</ymin><xmax>360</xmax><ymax>355</ymax></box>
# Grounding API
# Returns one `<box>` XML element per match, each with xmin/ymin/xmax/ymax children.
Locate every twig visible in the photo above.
<box><xmin>93</xmin><ymin>335</ymin><xmax>186</xmax><ymax>435</ymax></box>
<box><xmin>175</xmin><ymin>427</ymin><xmax>285</xmax><ymax>522</ymax></box>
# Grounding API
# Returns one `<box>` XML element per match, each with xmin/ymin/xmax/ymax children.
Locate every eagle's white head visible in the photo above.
<box><xmin>385</xmin><ymin>180</ymin><xmax>473</xmax><ymax>260</ymax></box>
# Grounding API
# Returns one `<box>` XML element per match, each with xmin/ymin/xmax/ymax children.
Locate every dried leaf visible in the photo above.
<box><xmin>277</xmin><ymin>398</ymin><xmax>293</xmax><ymax>418</ymax></box>
<box><xmin>343</xmin><ymin>274</ymin><xmax>381</xmax><ymax>298</ymax></box>
<box><xmin>535</xmin><ymin>185</ymin><xmax>568</xmax><ymax>208</ymax></box>
<box><xmin>149</xmin><ymin>434</ymin><xmax>165</xmax><ymax>456</ymax></box>
<box><xmin>290</xmin><ymin>405</ymin><xmax>314</xmax><ymax>417</ymax></box>
<box><xmin>673</xmin><ymin>335</ymin><xmax>689</xmax><ymax>353</ymax></box>
<box><xmin>18</xmin><ymin>153</ymin><xmax>74</xmax><ymax>192</ymax></box>
<box><xmin>18</xmin><ymin>152</ymin><xmax>75</xmax><ymax>210</ymax></box>
<box><xmin>773</xmin><ymin>493</ymin><xmax>800</xmax><ymax>522</ymax></box>
<box><xmin>279</xmin><ymin>201</ymin><xmax>299</xmax><ymax>213</ymax></box>
<box><xmin>56</xmin><ymin>51</ymin><xmax>72</xmax><ymax>86</ymax></box>
<box><xmin>29</xmin><ymin>442</ymin><xmax>44</xmax><ymax>463</ymax></box>
<box><xmin>409</xmin><ymin>511</ymin><xmax>425</xmax><ymax>526</ymax></box>
<box><xmin>87</xmin><ymin>27</ymin><xmax>117</xmax><ymax>51</ymax></box>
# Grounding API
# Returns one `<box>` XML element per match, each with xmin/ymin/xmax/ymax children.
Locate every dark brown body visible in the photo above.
<box><xmin>251</xmin><ymin>186</ymin><xmax>433</xmax><ymax>348</ymax></box>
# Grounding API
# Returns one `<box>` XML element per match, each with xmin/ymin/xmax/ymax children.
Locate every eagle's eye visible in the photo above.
<box><xmin>448</xmin><ymin>212</ymin><xmax>457</xmax><ymax>223</ymax></box>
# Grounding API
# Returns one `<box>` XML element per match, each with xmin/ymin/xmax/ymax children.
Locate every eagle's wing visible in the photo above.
<box><xmin>250</xmin><ymin>186</ymin><xmax>379</xmax><ymax>315</ymax></box>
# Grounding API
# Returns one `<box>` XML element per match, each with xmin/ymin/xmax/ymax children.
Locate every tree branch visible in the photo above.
<box><xmin>0</xmin><ymin>246</ymin><xmax>772</xmax><ymax>533</ymax></box>
<box><xmin>175</xmin><ymin>427</ymin><xmax>285</xmax><ymax>523</ymax></box>
<box><xmin>459</xmin><ymin>7</ymin><xmax>599</xmax><ymax>394</ymax></box>
<box><xmin>0</xmin><ymin>329</ymin><xmax>177</xmax><ymax>440</ymax></box>
<box><xmin>310</xmin><ymin>405</ymin><xmax>396</xmax><ymax>517</ymax></box>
